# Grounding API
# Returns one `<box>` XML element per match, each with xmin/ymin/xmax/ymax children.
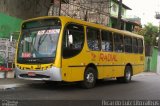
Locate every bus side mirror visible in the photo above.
<box><xmin>24</xmin><ymin>37</ymin><xmax>32</xmax><ymax>43</ymax></box>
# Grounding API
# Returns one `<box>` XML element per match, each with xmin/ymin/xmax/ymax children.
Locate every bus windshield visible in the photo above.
<box><xmin>17</xmin><ymin>18</ymin><xmax>61</xmax><ymax>64</ymax></box>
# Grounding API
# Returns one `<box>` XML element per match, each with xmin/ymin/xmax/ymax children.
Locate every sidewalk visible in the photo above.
<box><xmin>134</xmin><ymin>72</ymin><xmax>160</xmax><ymax>77</ymax></box>
<box><xmin>0</xmin><ymin>79</ymin><xmax>42</xmax><ymax>90</ymax></box>
<box><xmin>0</xmin><ymin>79</ymin><xmax>31</xmax><ymax>85</ymax></box>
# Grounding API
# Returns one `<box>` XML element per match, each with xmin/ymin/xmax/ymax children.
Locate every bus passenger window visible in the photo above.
<box><xmin>124</xmin><ymin>36</ymin><xmax>132</xmax><ymax>53</ymax></box>
<box><xmin>101</xmin><ymin>31</ymin><xmax>113</xmax><ymax>52</ymax></box>
<box><xmin>63</xmin><ymin>23</ymin><xmax>84</xmax><ymax>58</ymax></box>
<box><xmin>87</xmin><ymin>28</ymin><xmax>100</xmax><ymax>51</ymax></box>
<box><xmin>114</xmin><ymin>34</ymin><xmax>124</xmax><ymax>52</ymax></box>
<box><xmin>132</xmin><ymin>38</ymin><xmax>138</xmax><ymax>53</ymax></box>
<box><xmin>138</xmin><ymin>39</ymin><xmax>143</xmax><ymax>54</ymax></box>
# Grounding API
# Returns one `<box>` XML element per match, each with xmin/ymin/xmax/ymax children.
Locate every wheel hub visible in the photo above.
<box><xmin>86</xmin><ymin>73</ymin><xmax>94</xmax><ymax>83</ymax></box>
<box><xmin>126</xmin><ymin>70</ymin><xmax>131</xmax><ymax>80</ymax></box>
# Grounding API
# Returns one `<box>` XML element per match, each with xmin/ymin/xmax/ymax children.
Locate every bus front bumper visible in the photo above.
<box><xmin>15</xmin><ymin>67</ymin><xmax>62</xmax><ymax>81</ymax></box>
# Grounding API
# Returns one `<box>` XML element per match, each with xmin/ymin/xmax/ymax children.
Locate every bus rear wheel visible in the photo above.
<box><xmin>81</xmin><ymin>67</ymin><xmax>97</xmax><ymax>89</ymax></box>
<box><xmin>116</xmin><ymin>66</ymin><xmax>132</xmax><ymax>83</ymax></box>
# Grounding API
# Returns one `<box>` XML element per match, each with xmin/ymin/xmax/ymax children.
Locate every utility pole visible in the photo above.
<box><xmin>117</xmin><ymin>0</ymin><xmax>122</xmax><ymax>29</ymax></box>
<box><xmin>59</xmin><ymin>0</ymin><xmax>62</xmax><ymax>16</ymax></box>
<box><xmin>84</xmin><ymin>11</ymin><xmax>88</xmax><ymax>21</ymax></box>
<box><xmin>156</xmin><ymin>12</ymin><xmax>160</xmax><ymax>74</ymax></box>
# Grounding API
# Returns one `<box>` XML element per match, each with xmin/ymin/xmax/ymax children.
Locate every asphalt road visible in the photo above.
<box><xmin>0</xmin><ymin>72</ymin><xmax>160</xmax><ymax>106</ymax></box>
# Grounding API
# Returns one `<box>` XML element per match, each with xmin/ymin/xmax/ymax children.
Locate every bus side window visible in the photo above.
<box><xmin>138</xmin><ymin>39</ymin><xmax>143</xmax><ymax>54</ymax></box>
<box><xmin>124</xmin><ymin>36</ymin><xmax>132</xmax><ymax>53</ymax></box>
<box><xmin>114</xmin><ymin>33</ymin><xmax>124</xmax><ymax>52</ymax></box>
<box><xmin>87</xmin><ymin>27</ymin><xmax>100</xmax><ymax>51</ymax></box>
<box><xmin>62</xmin><ymin>23</ymin><xmax>84</xmax><ymax>58</ymax></box>
<box><xmin>101</xmin><ymin>30</ymin><xmax>113</xmax><ymax>52</ymax></box>
<box><xmin>132</xmin><ymin>38</ymin><xmax>138</xmax><ymax>53</ymax></box>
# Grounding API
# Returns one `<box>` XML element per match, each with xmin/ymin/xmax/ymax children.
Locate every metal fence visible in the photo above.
<box><xmin>0</xmin><ymin>38</ymin><xmax>16</xmax><ymax>68</ymax></box>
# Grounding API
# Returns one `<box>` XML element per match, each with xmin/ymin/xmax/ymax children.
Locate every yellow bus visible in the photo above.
<box><xmin>15</xmin><ymin>16</ymin><xmax>145</xmax><ymax>88</ymax></box>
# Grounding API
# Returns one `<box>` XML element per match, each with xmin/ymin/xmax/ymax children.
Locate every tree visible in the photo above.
<box><xmin>136</xmin><ymin>23</ymin><xmax>159</xmax><ymax>46</ymax></box>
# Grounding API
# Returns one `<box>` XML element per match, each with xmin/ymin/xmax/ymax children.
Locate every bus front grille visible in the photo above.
<box><xmin>19</xmin><ymin>74</ymin><xmax>50</xmax><ymax>79</ymax></box>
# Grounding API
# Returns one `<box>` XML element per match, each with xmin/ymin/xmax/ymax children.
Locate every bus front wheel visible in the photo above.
<box><xmin>81</xmin><ymin>67</ymin><xmax>97</xmax><ymax>89</ymax></box>
<box><xmin>116</xmin><ymin>66</ymin><xmax>132</xmax><ymax>83</ymax></box>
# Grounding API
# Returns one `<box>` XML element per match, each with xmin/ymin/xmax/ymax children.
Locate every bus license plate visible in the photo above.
<box><xmin>28</xmin><ymin>72</ymin><xmax>36</xmax><ymax>76</ymax></box>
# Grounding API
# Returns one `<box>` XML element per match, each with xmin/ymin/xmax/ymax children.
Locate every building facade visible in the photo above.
<box><xmin>109</xmin><ymin>0</ymin><xmax>141</xmax><ymax>31</ymax></box>
<box><xmin>49</xmin><ymin>0</ymin><xmax>141</xmax><ymax>32</ymax></box>
<box><xmin>49</xmin><ymin>0</ymin><xmax>110</xmax><ymax>26</ymax></box>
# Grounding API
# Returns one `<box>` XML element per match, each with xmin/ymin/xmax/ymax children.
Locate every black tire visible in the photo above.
<box><xmin>81</xmin><ymin>67</ymin><xmax>97</xmax><ymax>89</ymax></box>
<box><xmin>116</xmin><ymin>66</ymin><xmax>132</xmax><ymax>83</ymax></box>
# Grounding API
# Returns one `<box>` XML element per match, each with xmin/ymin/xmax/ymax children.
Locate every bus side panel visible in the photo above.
<box><xmin>61</xmin><ymin>58</ymin><xmax>85</xmax><ymax>82</ymax></box>
<box><xmin>113</xmin><ymin>66</ymin><xmax>125</xmax><ymax>77</ymax></box>
<box><xmin>112</xmin><ymin>52</ymin><xmax>125</xmax><ymax>78</ymax></box>
<box><xmin>70</xmin><ymin>67</ymin><xmax>85</xmax><ymax>82</ymax></box>
<box><xmin>61</xmin><ymin>63</ymin><xmax>72</xmax><ymax>82</ymax></box>
<box><xmin>97</xmin><ymin>66</ymin><xmax>113</xmax><ymax>79</ymax></box>
<box><xmin>133</xmin><ymin>54</ymin><xmax>145</xmax><ymax>75</ymax></box>
<box><xmin>96</xmin><ymin>52</ymin><xmax>114</xmax><ymax>79</ymax></box>
<box><xmin>61</xmin><ymin>48</ymin><xmax>89</xmax><ymax>82</ymax></box>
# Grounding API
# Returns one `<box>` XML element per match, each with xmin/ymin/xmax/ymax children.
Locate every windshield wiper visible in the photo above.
<box><xmin>38</xmin><ymin>26</ymin><xmax>52</xmax><ymax>50</ymax></box>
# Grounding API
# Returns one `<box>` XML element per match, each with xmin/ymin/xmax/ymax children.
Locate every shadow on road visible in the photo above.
<box><xmin>27</xmin><ymin>79</ymin><xmax>139</xmax><ymax>91</ymax></box>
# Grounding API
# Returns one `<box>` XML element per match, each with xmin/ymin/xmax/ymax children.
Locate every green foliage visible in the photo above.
<box><xmin>135</xmin><ymin>23</ymin><xmax>159</xmax><ymax>46</ymax></box>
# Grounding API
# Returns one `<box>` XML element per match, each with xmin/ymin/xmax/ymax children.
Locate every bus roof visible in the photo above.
<box><xmin>23</xmin><ymin>16</ymin><xmax>143</xmax><ymax>39</ymax></box>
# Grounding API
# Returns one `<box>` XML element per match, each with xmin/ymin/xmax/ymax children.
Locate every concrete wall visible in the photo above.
<box><xmin>145</xmin><ymin>47</ymin><xmax>158</xmax><ymax>72</ymax></box>
<box><xmin>0</xmin><ymin>0</ymin><xmax>51</xmax><ymax>19</ymax></box>
<box><xmin>150</xmin><ymin>47</ymin><xmax>158</xmax><ymax>72</ymax></box>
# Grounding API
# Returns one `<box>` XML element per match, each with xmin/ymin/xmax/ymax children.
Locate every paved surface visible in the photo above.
<box><xmin>0</xmin><ymin>72</ymin><xmax>160</xmax><ymax>106</ymax></box>
<box><xmin>0</xmin><ymin>72</ymin><xmax>159</xmax><ymax>101</ymax></box>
